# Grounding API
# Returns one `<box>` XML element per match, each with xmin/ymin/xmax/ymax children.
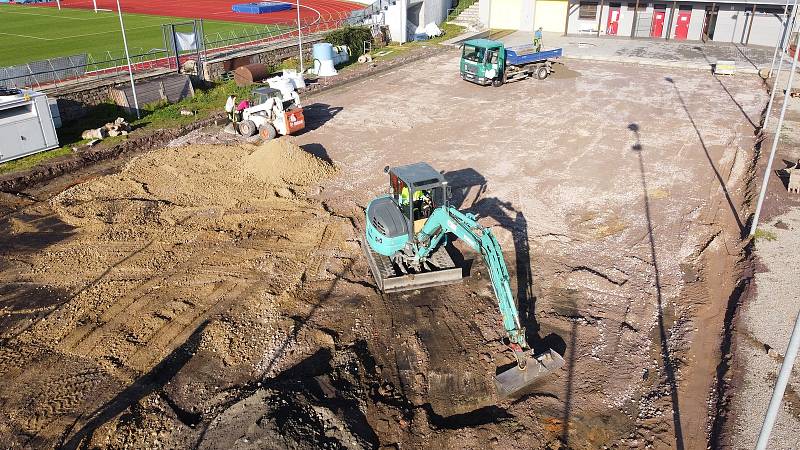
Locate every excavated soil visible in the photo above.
<box><xmin>0</xmin><ymin>52</ymin><xmax>769</xmax><ymax>450</ymax></box>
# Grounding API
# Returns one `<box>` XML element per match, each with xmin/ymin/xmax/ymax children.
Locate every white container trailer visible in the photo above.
<box><xmin>0</xmin><ymin>88</ymin><xmax>59</xmax><ymax>164</ymax></box>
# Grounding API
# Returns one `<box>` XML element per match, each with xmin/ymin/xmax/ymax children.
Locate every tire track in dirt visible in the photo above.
<box><xmin>0</xmin><ymin>138</ymin><xmax>343</xmax><ymax>447</ymax></box>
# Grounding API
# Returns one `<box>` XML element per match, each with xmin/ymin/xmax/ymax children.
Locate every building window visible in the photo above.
<box><xmin>579</xmin><ymin>2</ymin><xmax>598</xmax><ymax>19</ymax></box>
<box><xmin>755</xmin><ymin>5</ymin><xmax>784</xmax><ymax>15</ymax></box>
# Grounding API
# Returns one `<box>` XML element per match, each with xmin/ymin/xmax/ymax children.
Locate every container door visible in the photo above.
<box><xmin>17</xmin><ymin>119</ymin><xmax>46</xmax><ymax>154</ymax></box>
<box><xmin>606</xmin><ymin>5</ymin><xmax>621</xmax><ymax>35</ymax></box>
<box><xmin>651</xmin><ymin>10</ymin><xmax>665</xmax><ymax>37</ymax></box>
<box><xmin>675</xmin><ymin>10</ymin><xmax>691</xmax><ymax>39</ymax></box>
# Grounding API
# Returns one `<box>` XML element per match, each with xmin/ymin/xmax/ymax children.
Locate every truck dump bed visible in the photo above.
<box><xmin>505</xmin><ymin>46</ymin><xmax>563</xmax><ymax>66</ymax></box>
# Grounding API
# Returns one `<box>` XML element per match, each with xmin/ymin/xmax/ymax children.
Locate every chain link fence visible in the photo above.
<box><xmin>0</xmin><ymin>6</ymin><xmax>384</xmax><ymax>91</ymax></box>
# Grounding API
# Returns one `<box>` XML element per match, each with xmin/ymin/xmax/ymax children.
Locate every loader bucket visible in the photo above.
<box><xmin>494</xmin><ymin>349</ymin><xmax>565</xmax><ymax>398</ymax></box>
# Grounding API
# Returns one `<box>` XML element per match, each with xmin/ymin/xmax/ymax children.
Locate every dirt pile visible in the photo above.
<box><xmin>242</xmin><ymin>138</ymin><xmax>337</xmax><ymax>186</ymax></box>
<box><xmin>0</xmin><ymin>139</ymin><xmax>351</xmax><ymax>448</ymax></box>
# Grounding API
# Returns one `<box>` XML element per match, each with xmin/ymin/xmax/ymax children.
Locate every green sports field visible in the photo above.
<box><xmin>0</xmin><ymin>4</ymin><xmax>287</xmax><ymax>67</ymax></box>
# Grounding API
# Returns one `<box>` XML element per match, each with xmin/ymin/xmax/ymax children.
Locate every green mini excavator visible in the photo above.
<box><xmin>363</xmin><ymin>162</ymin><xmax>564</xmax><ymax>397</ymax></box>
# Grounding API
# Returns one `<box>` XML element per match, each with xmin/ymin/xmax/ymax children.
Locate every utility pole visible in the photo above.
<box><xmin>755</xmin><ymin>310</ymin><xmax>800</xmax><ymax>450</ymax></box>
<box><xmin>749</xmin><ymin>26</ymin><xmax>800</xmax><ymax>237</ymax></box>
<box><xmin>764</xmin><ymin>0</ymin><xmax>798</xmax><ymax>130</ymax></box>
<box><xmin>296</xmin><ymin>0</ymin><xmax>304</xmax><ymax>73</ymax></box>
<box><xmin>766</xmin><ymin>0</ymin><xmax>792</xmax><ymax>77</ymax></box>
<box><xmin>116</xmin><ymin>0</ymin><xmax>140</xmax><ymax>119</ymax></box>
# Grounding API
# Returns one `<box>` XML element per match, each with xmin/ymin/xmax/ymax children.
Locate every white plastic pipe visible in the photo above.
<box><xmin>755</xmin><ymin>310</ymin><xmax>800</xmax><ymax>450</ymax></box>
<box><xmin>117</xmin><ymin>0</ymin><xmax>140</xmax><ymax>119</ymax></box>
<box><xmin>750</xmin><ymin>23</ymin><xmax>800</xmax><ymax>237</ymax></box>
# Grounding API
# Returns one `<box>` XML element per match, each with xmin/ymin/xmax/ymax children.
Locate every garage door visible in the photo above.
<box><xmin>535</xmin><ymin>0</ymin><xmax>567</xmax><ymax>32</ymax></box>
<box><xmin>490</xmin><ymin>0</ymin><xmax>522</xmax><ymax>30</ymax></box>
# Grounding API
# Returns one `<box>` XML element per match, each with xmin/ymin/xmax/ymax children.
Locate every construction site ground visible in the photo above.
<box><xmin>729</xmin><ymin>69</ymin><xmax>800</xmax><ymax>449</ymax></box>
<box><xmin>0</xmin><ymin>49</ymin><xmax>768</xmax><ymax>449</ymax></box>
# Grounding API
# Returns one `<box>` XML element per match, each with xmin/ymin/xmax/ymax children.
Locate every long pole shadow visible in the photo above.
<box><xmin>260</xmin><ymin>258</ymin><xmax>355</xmax><ymax>377</ymax></box>
<box><xmin>628</xmin><ymin>123</ymin><xmax>685</xmax><ymax>450</ymax></box>
<box><xmin>712</xmin><ymin>74</ymin><xmax>757</xmax><ymax>129</ymax></box>
<box><xmin>560</xmin><ymin>296</ymin><xmax>578</xmax><ymax>447</ymax></box>
<box><xmin>695</xmin><ymin>50</ymin><xmax>757</xmax><ymax>129</ymax></box>
<box><xmin>192</xmin><ymin>258</ymin><xmax>356</xmax><ymax>446</ymax></box>
<box><xmin>60</xmin><ymin>321</ymin><xmax>209</xmax><ymax>449</ymax></box>
<box><xmin>666</xmin><ymin>77</ymin><xmax>744</xmax><ymax>234</ymax></box>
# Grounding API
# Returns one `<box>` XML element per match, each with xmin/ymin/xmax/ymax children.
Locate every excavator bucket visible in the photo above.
<box><xmin>494</xmin><ymin>349</ymin><xmax>565</xmax><ymax>398</ymax></box>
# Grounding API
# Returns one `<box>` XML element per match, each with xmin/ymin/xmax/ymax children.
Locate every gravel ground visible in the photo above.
<box><xmin>733</xmin><ymin>210</ymin><xmax>800</xmax><ymax>449</ymax></box>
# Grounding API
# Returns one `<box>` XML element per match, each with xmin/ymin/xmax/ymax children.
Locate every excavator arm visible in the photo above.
<box><xmin>413</xmin><ymin>205</ymin><xmax>564</xmax><ymax>396</ymax></box>
<box><xmin>416</xmin><ymin>206</ymin><xmax>528</xmax><ymax>354</ymax></box>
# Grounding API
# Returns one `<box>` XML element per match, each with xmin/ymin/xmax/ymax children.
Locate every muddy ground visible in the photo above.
<box><xmin>0</xmin><ymin>50</ymin><xmax>768</xmax><ymax>449</ymax></box>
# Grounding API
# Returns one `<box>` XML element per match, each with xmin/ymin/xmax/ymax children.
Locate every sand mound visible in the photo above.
<box><xmin>241</xmin><ymin>138</ymin><xmax>336</xmax><ymax>186</ymax></box>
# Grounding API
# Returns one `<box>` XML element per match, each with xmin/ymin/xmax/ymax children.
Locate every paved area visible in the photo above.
<box><xmin>733</xmin><ymin>211</ymin><xmax>800</xmax><ymax>449</ymax></box>
<box><xmin>501</xmin><ymin>31</ymin><xmax>780</xmax><ymax>74</ymax></box>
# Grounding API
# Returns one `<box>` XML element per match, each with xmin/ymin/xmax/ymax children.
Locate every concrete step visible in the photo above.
<box><xmin>450</xmin><ymin>3</ymin><xmax>481</xmax><ymax>24</ymax></box>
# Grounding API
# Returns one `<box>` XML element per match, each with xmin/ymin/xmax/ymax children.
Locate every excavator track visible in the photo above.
<box><xmin>361</xmin><ymin>234</ymin><xmax>463</xmax><ymax>293</ymax></box>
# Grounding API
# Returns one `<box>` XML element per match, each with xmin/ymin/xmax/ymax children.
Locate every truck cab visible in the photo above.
<box><xmin>460</xmin><ymin>38</ymin><xmax>563</xmax><ymax>86</ymax></box>
<box><xmin>460</xmin><ymin>39</ymin><xmax>506</xmax><ymax>86</ymax></box>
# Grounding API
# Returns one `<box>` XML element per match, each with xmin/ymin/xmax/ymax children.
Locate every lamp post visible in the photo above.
<box><xmin>296</xmin><ymin>0</ymin><xmax>304</xmax><ymax>73</ymax></box>
<box><xmin>755</xmin><ymin>310</ymin><xmax>800</xmax><ymax>450</ymax></box>
<box><xmin>116</xmin><ymin>0</ymin><xmax>140</xmax><ymax>119</ymax></box>
<box><xmin>749</xmin><ymin>24</ymin><xmax>800</xmax><ymax>237</ymax></box>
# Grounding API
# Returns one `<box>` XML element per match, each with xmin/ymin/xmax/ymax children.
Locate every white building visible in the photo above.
<box><xmin>475</xmin><ymin>0</ymin><xmax>798</xmax><ymax>46</ymax></box>
<box><xmin>367</xmin><ymin>0</ymin><xmax>454</xmax><ymax>43</ymax></box>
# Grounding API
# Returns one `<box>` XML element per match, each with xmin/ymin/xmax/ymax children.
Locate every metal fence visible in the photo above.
<box><xmin>0</xmin><ymin>7</ymin><xmax>383</xmax><ymax>90</ymax></box>
<box><xmin>0</xmin><ymin>54</ymin><xmax>88</xmax><ymax>89</ymax></box>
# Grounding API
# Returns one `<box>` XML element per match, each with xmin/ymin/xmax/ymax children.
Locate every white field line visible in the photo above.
<box><xmin>0</xmin><ymin>7</ymin><xmax>105</xmax><ymax>20</ymax></box>
<box><xmin>0</xmin><ymin>23</ymin><xmax>165</xmax><ymax>42</ymax></box>
<box><xmin>0</xmin><ymin>31</ymin><xmax>52</xmax><ymax>41</ymax></box>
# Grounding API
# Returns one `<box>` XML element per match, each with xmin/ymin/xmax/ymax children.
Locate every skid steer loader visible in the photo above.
<box><xmin>226</xmin><ymin>86</ymin><xmax>305</xmax><ymax>140</ymax></box>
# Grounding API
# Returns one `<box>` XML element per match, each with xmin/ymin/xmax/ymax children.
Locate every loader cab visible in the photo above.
<box><xmin>252</xmin><ymin>86</ymin><xmax>298</xmax><ymax>112</ymax></box>
<box><xmin>388</xmin><ymin>163</ymin><xmax>448</xmax><ymax>235</ymax></box>
<box><xmin>460</xmin><ymin>39</ymin><xmax>506</xmax><ymax>85</ymax></box>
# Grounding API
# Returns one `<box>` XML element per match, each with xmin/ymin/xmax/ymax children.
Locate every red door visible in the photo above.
<box><xmin>675</xmin><ymin>10</ymin><xmax>691</xmax><ymax>39</ymax></box>
<box><xmin>606</xmin><ymin>7</ymin><xmax>621</xmax><ymax>35</ymax></box>
<box><xmin>651</xmin><ymin>10</ymin><xmax>666</xmax><ymax>37</ymax></box>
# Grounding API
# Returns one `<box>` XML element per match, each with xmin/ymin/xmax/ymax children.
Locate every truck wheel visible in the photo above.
<box><xmin>259</xmin><ymin>123</ymin><xmax>277</xmax><ymax>141</ymax></box>
<box><xmin>492</xmin><ymin>79</ymin><xmax>503</xmax><ymax>87</ymax></box>
<box><xmin>238</xmin><ymin>120</ymin><xmax>257</xmax><ymax>137</ymax></box>
<box><xmin>536</xmin><ymin>66</ymin><xmax>549</xmax><ymax>80</ymax></box>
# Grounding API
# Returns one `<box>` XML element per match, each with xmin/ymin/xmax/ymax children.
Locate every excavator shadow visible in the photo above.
<box><xmin>443</xmin><ymin>168</ymin><xmax>566</xmax><ymax>374</ymax></box>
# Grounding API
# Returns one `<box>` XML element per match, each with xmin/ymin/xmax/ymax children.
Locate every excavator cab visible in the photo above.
<box><xmin>364</xmin><ymin>163</ymin><xmax>463</xmax><ymax>292</ymax></box>
<box><xmin>387</xmin><ymin>163</ymin><xmax>447</xmax><ymax>233</ymax></box>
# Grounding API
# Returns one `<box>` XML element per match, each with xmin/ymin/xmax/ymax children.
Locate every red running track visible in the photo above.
<box><xmin>44</xmin><ymin>0</ymin><xmax>363</xmax><ymax>24</ymax></box>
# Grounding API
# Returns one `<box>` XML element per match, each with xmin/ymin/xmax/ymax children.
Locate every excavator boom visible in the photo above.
<box><xmin>416</xmin><ymin>206</ymin><xmax>564</xmax><ymax>396</ymax></box>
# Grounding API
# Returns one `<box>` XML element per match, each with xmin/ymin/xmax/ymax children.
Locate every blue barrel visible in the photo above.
<box><xmin>312</xmin><ymin>43</ymin><xmax>335</xmax><ymax>62</ymax></box>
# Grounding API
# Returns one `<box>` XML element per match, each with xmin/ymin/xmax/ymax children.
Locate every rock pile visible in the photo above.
<box><xmin>81</xmin><ymin>117</ymin><xmax>131</xmax><ymax>140</ymax></box>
